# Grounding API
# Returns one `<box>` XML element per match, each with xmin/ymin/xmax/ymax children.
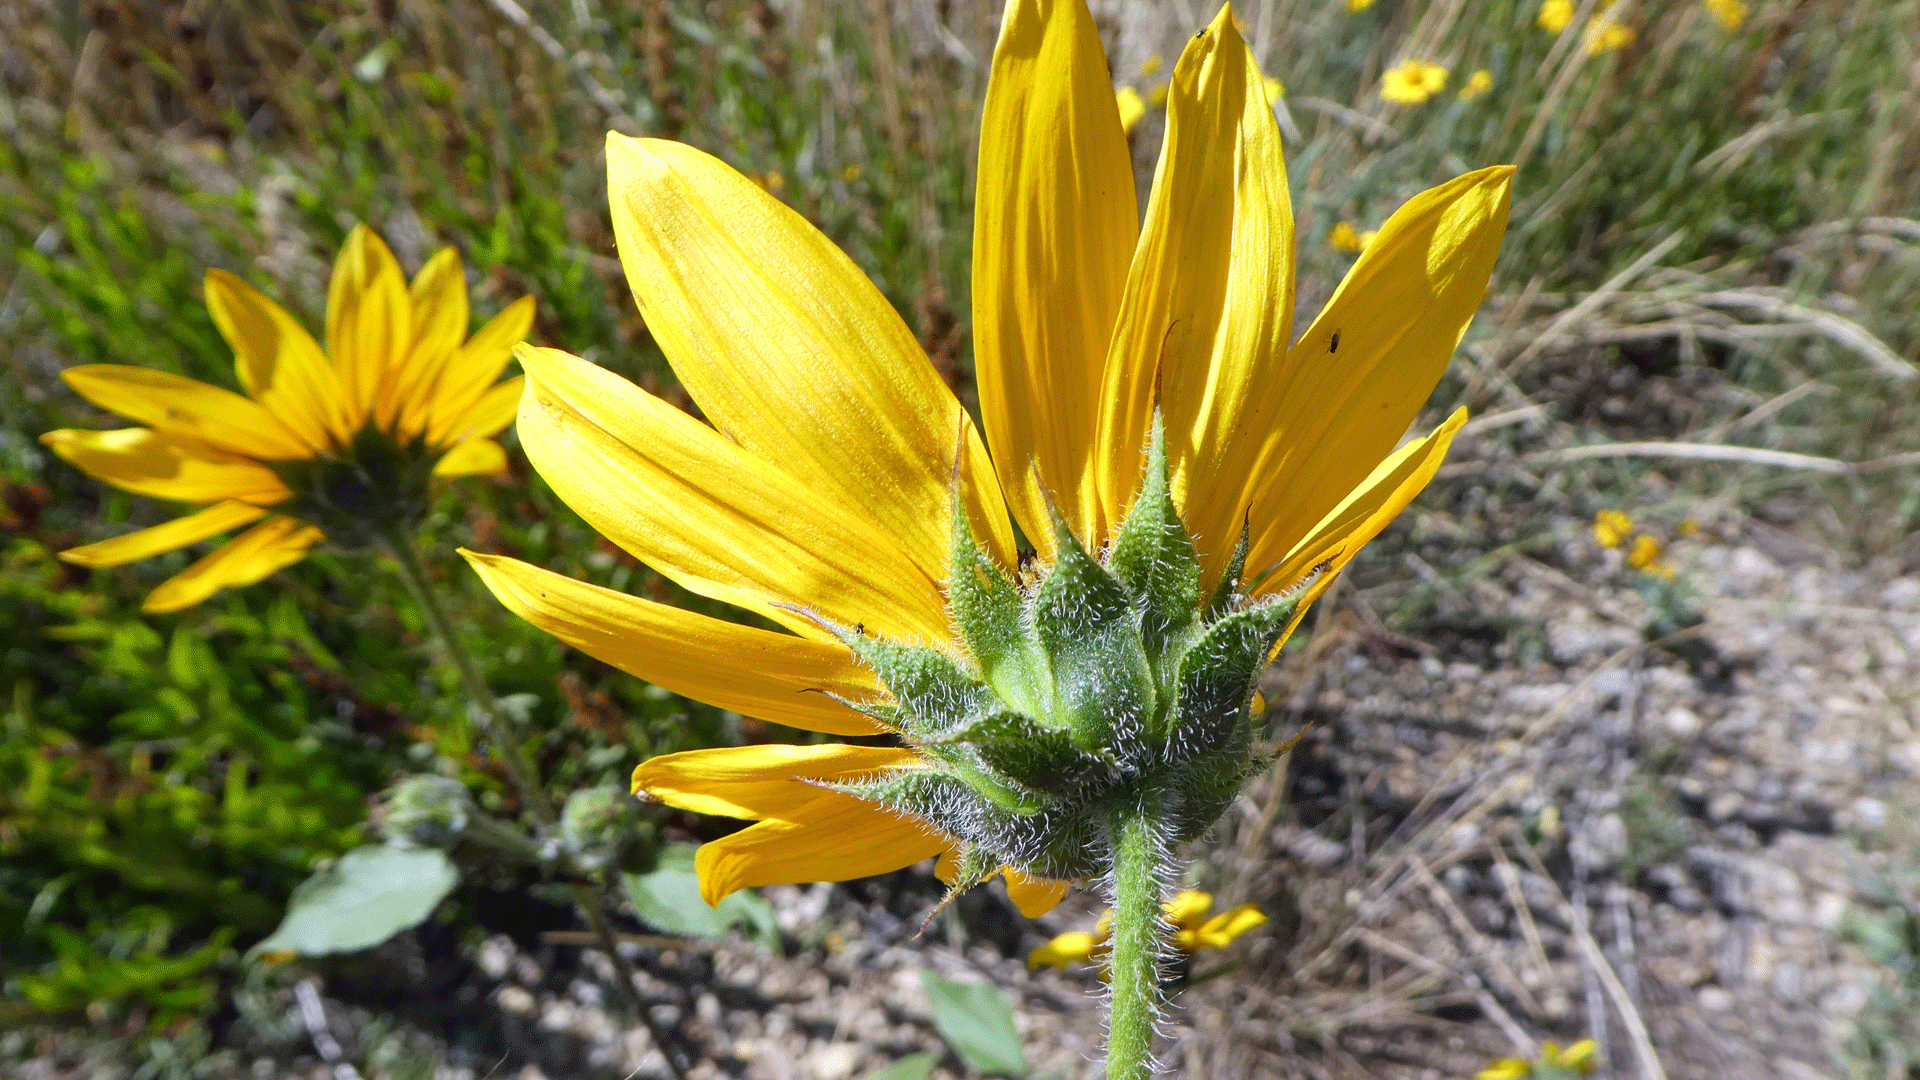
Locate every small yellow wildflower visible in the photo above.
<box><xmin>842</xmin><ymin>164</ymin><xmax>861</xmax><ymax>182</ymax></box>
<box><xmin>1263</xmin><ymin>75</ymin><xmax>1285</xmax><ymax>104</ymax></box>
<box><xmin>1677</xmin><ymin>515</ymin><xmax>1701</xmax><ymax>538</ymax></box>
<box><xmin>1592</xmin><ymin>509</ymin><xmax>1632</xmax><ymax>549</ymax></box>
<box><xmin>1146</xmin><ymin>83</ymin><xmax>1169</xmax><ymax>107</ymax></box>
<box><xmin>1477</xmin><ymin>1038</ymin><xmax>1599</xmax><ymax>1079</ymax></box>
<box><xmin>1705</xmin><ymin>0</ymin><xmax>1747</xmax><ymax>29</ymax></box>
<box><xmin>1380</xmin><ymin>60</ymin><xmax>1448</xmax><ymax>105</ymax></box>
<box><xmin>760</xmin><ymin>171</ymin><xmax>786</xmax><ymax>193</ymax></box>
<box><xmin>1116</xmin><ymin>86</ymin><xmax>1148</xmax><ymax>135</ymax></box>
<box><xmin>1585</xmin><ymin>9</ymin><xmax>1636</xmax><ymax>54</ymax></box>
<box><xmin>1139</xmin><ymin>55</ymin><xmax>1163</xmax><ymax>77</ymax></box>
<box><xmin>1347</xmin><ymin>0</ymin><xmax>1378</xmax><ymax>10</ymax></box>
<box><xmin>1538</xmin><ymin>0</ymin><xmax>1574</xmax><ymax>33</ymax></box>
<box><xmin>1328</xmin><ymin>222</ymin><xmax>1363</xmax><ymax>252</ymax></box>
<box><xmin>1626</xmin><ymin>533</ymin><xmax>1662</xmax><ymax>569</ymax></box>
<box><xmin>1460</xmin><ymin>69</ymin><xmax>1494</xmax><ymax>100</ymax></box>
<box><xmin>1028</xmin><ymin>890</ymin><xmax>1266</xmax><ymax>971</ymax></box>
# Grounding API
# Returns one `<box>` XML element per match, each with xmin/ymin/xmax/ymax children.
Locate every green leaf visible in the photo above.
<box><xmin>918</xmin><ymin>969</ymin><xmax>1029</xmax><ymax>1077</ymax></box>
<box><xmin>864</xmin><ymin>1052</ymin><xmax>936</xmax><ymax>1080</ymax></box>
<box><xmin>623</xmin><ymin>843</ymin><xmax>779</xmax><ymax>948</ymax></box>
<box><xmin>252</xmin><ymin>845</ymin><xmax>458</xmax><ymax>957</ymax></box>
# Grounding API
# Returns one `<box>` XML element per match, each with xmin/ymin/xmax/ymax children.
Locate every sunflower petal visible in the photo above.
<box><xmin>1095</xmin><ymin>10</ymin><xmax>1294</xmax><ymax>582</ymax></box>
<box><xmin>40</xmin><ymin>428</ymin><xmax>290</xmax><ymax>505</ymax></box>
<box><xmin>427</xmin><ymin>296</ymin><xmax>535</xmax><ymax>445</ymax></box>
<box><xmin>1239</xmin><ymin>167</ymin><xmax>1512</xmax><ymax>569</ymax></box>
<box><xmin>58</xmin><ymin>500</ymin><xmax>270</xmax><ymax>568</ymax></box>
<box><xmin>973</xmin><ymin>0</ymin><xmax>1138</xmax><ymax>553</ymax></box>
<box><xmin>463</xmin><ymin>550</ymin><xmax>884</xmax><ymax>736</ymax></box>
<box><xmin>1004</xmin><ymin>869</ymin><xmax>1070</xmax><ymax>918</ymax></box>
<box><xmin>142</xmin><ymin>515</ymin><xmax>323</xmax><ymax>613</ymax></box>
<box><xmin>1252</xmin><ymin>408</ymin><xmax>1469</xmax><ymax>618</ymax></box>
<box><xmin>204</xmin><ymin>269</ymin><xmax>345</xmax><ymax>449</ymax></box>
<box><xmin>431</xmin><ymin>439</ymin><xmax>507</xmax><ymax>477</ymax></box>
<box><xmin>633</xmin><ymin>744</ymin><xmax>919</xmax><ymax>819</ymax></box>
<box><xmin>60</xmin><ymin>365</ymin><xmax>310</xmax><ymax>461</ymax></box>
<box><xmin>693</xmin><ymin>794</ymin><xmax>948</xmax><ymax>905</ymax></box>
<box><xmin>1194</xmin><ymin>903</ymin><xmax>1267</xmax><ymax>949</ymax></box>
<box><xmin>605</xmin><ymin>135</ymin><xmax>1014</xmax><ymax>575</ymax></box>
<box><xmin>515</xmin><ymin>345</ymin><xmax>950</xmax><ymax>644</ymax></box>
<box><xmin>325</xmin><ymin>225</ymin><xmax>411</xmax><ymax>434</ymax></box>
<box><xmin>442</xmin><ymin>377</ymin><xmax>522</xmax><ymax>444</ymax></box>
<box><xmin>393</xmin><ymin>248</ymin><xmax>470</xmax><ymax>440</ymax></box>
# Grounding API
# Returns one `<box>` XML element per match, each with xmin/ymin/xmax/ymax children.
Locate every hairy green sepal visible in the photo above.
<box><xmin>830</xmin><ymin>414</ymin><xmax>1316</xmax><ymax>886</ymax></box>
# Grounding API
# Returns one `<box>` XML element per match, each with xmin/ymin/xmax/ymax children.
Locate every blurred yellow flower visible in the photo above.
<box><xmin>1139</xmin><ymin>55</ymin><xmax>1163</xmax><ymax>76</ymax></box>
<box><xmin>1586</xmin><ymin>7</ymin><xmax>1636</xmax><ymax>53</ymax></box>
<box><xmin>1264</xmin><ymin>75</ymin><xmax>1285</xmax><ymax>103</ymax></box>
<box><xmin>1329</xmin><ymin>221</ymin><xmax>1364</xmax><ymax>252</ymax></box>
<box><xmin>1705</xmin><ymin>0</ymin><xmax>1747</xmax><ymax>29</ymax></box>
<box><xmin>1592</xmin><ymin>509</ymin><xmax>1632</xmax><ymax>548</ymax></box>
<box><xmin>1460</xmin><ymin>68</ymin><xmax>1494</xmax><ymax>100</ymax></box>
<box><xmin>1477</xmin><ymin>1038</ymin><xmax>1600</xmax><ymax>1079</ymax></box>
<box><xmin>1147</xmin><ymin>83</ymin><xmax>1169</xmax><ymax>106</ymax></box>
<box><xmin>1381</xmin><ymin>60</ymin><xmax>1448</xmax><ymax>104</ymax></box>
<box><xmin>1028</xmin><ymin>890</ymin><xmax>1266</xmax><ymax>971</ymax></box>
<box><xmin>43</xmin><ymin>226</ymin><xmax>533</xmax><ymax>612</ymax></box>
<box><xmin>1626</xmin><ymin>533</ymin><xmax>1663</xmax><ymax>569</ymax></box>
<box><xmin>1347</xmin><ymin>0</ymin><xmax>1378</xmax><ymax>10</ymax></box>
<box><xmin>1677</xmin><ymin>515</ymin><xmax>1701</xmax><ymax>538</ymax></box>
<box><xmin>842</xmin><ymin>163</ymin><xmax>862</xmax><ymax>182</ymax></box>
<box><xmin>1116</xmin><ymin>85</ymin><xmax>1147</xmax><ymax>134</ymax></box>
<box><xmin>1538</xmin><ymin>0</ymin><xmax>1574</xmax><ymax>33</ymax></box>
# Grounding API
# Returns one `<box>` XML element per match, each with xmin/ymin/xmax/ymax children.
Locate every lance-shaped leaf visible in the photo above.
<box><xmin>1165</xmin><ymin>592</ymin><xmax>1301</xmax><ymax>765</ymax></box>
<box><xmin>825</xmin><ymin>624</ymin><xmax>993</xmax><ymax>740</ymax></box>
<box><xmin>1204</xmin><ymin>520</ymin><xmax>1251</xmax><ymax>623</ymax></box>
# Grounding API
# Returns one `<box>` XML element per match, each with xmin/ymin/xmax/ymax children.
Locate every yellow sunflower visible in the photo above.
<box><xmin>43</xmin><ymin>226</ymin><xmax>534</xmax><ymax>612</ymax></box>
<box><xmin>469</xmin><ymin>0</ymin><xmax>1508</xmax><ymax>918</ymax></box>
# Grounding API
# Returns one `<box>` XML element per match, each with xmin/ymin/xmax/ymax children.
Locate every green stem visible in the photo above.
<box><xmin>1108</xmin><ymin>799</ymin><xmax>1166</xmax><ymax>1080</ymax></box>
<box><xmin>377</xmin><ymin>529</ymin><xmax>691</xmax><ymax>1080</ymax></box>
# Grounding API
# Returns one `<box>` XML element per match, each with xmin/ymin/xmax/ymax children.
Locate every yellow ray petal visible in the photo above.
<box><xmin>1163</xmin><ymin>889</ymin><xmax>1213</xmax><ymax>930</ymax></box>
<box><xmin>972</xmin><ymin>0</ymin><xmax>1138</xmax><ymax>554</ymax></box>
<box><xmin>142</xmin><ymin>515</ymin><xmax>324</xmax><ymax>613</ymax></box>
<box><xmin>431</xmin><ymin>439</ymin><xmax>507</xmax><ymax>477</ymax></box>
<box><xmin>40</xmin><ymin>428</ymin><xmax>291</xmax><ymax>505</ymax></box>
<box><xmin>605</xmin><ymin>135</ymin><xmax>1014</xmax><ymax>574</ymax></box>
<box><xmin>58</xmin><ymin>500</ymin><xmax>269</xmax><ymax>568</ymax></box>
<box><xmin>1094</xmin><ymin>9</ymin><xmax>1295</xmax><ymax>581</ymax></box>
<box><xmin>633</xmin><ymin>743</ymin><xmax>919</xmax><ymax>819</ymax></box>
<box><xmin>441</xmin><ymin>377</ymin><xmax>522</xmax><ymax>445</ymax></box>
<box><xmin>426</xmin><ymin>296</ymin><xmax>535</xmax><ymax>445</ymax></box>
<box><xmin>1029</xmin><ymin>929</ymin><xmax>1104</xmax><ymax>970</ymax></box>
<box><xmin>694</xmin><ymin>794</ymin><xmax>948</xmax><ymax>905</ymax></box>
<box><xmin>463</xmin><ymin>551</ymin><xmax>883</xmax><ymax>736</ymax></box>
<box><xmin>515</xmin><ymin>345</ymin><xmax>950</xmax><ymax>645</ymax></box>
<box><xmin>326</xmin><ymin>225</ymin><xmax>411</xmax><ymax>434</ymax></box>
<box><xmin>60</xmin><ymin>365</ymin><xmax>311</xmax><ymax>461</ymax></box>
<box><xmin>1238</xmin><ymin>167</ymin><xmax>1512</xmax><ymax>570</ymax></box>
<box><xmin>204</xmin><ymin>269</ymin><xmax>346</xmax><ymax>449</ymax></box>
<box><xmin>393</xmin><ymin>248</ymin><xmax>470</xmax><ymax>441</ymax></box>
<box><xmin>1251</xmin><ymin>408</ymin><xmax>1468</xmax><ymax>622</ymax></box>
<box><xmin>1005</xmin><ymin>868</ymin><xmax>1070</xmax><ymax>918</ymax></box>
<box><xmin>1193</xmin><ymin>903</ymin><xmax>1267</xmax><ymax>949</ymax></box>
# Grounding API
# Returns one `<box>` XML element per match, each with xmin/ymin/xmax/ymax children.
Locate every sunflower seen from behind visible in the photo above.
<box><xmin>465</xmin><ymin>1</ymin><xmax>1510</xmax><ymax>1074</ymax></box>
<box><xmin>43</xmin><ymin>226</ymin><xmax>533</xmax><ymax>612</ymax></box>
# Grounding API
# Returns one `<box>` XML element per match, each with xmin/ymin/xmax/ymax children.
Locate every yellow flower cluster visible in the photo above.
<box><xmin>1460</xmin><ymin>68</ymin><xmax>1494</xmax><ymax>101</ymax></box>
<box><xmin>1540</xmin><ymin>1</ymin><xmax>1635</xmax><ymax>53</ymax></box>
<box><xmin>1381</xmin><ymin>59</ymin><xmax>1448</xmax><ymax>104</ymax></box>
<box><xmin>1029</xmin><ymin>890</ymin><xmax>1267</xmax><ymax>971</ymax></box>
<box><xmin>1592</xmin><ymin>510</ymin><xmax>1677</xmax><ymax>580</ymax></box>
<box><xmin>1478</xmin><ymin>1038</ymin><xmax>1600</xmax><ymax>1079</ymax></box>
<box><xmin>1327</xmin><ymin>221</ymin><xmax>1379</xmax><ymax>253</ymax></box>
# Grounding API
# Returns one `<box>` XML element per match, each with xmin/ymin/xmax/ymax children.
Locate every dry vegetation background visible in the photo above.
<box><xmin>3</xmin><ymin>0</ymin><xmax>1920</xmax><ymax>1078</ymax></box>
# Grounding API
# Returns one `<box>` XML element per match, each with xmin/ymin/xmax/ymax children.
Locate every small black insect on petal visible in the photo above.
<box><xmin>1329</xmin><ymin>330</ymin><xmax>1341</xmax><ymax>354</ymax></box>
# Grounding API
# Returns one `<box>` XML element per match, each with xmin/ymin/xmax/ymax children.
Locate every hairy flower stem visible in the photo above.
<box><xmin>378</xmin><ymin>528</ymin><xmax>691</xmax><ymax>1080</ymax></box>
<box><xmin>1107</xmin><ymin>799</ymin><xmax>1167</xmax><ymax>1080</ymax></box>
